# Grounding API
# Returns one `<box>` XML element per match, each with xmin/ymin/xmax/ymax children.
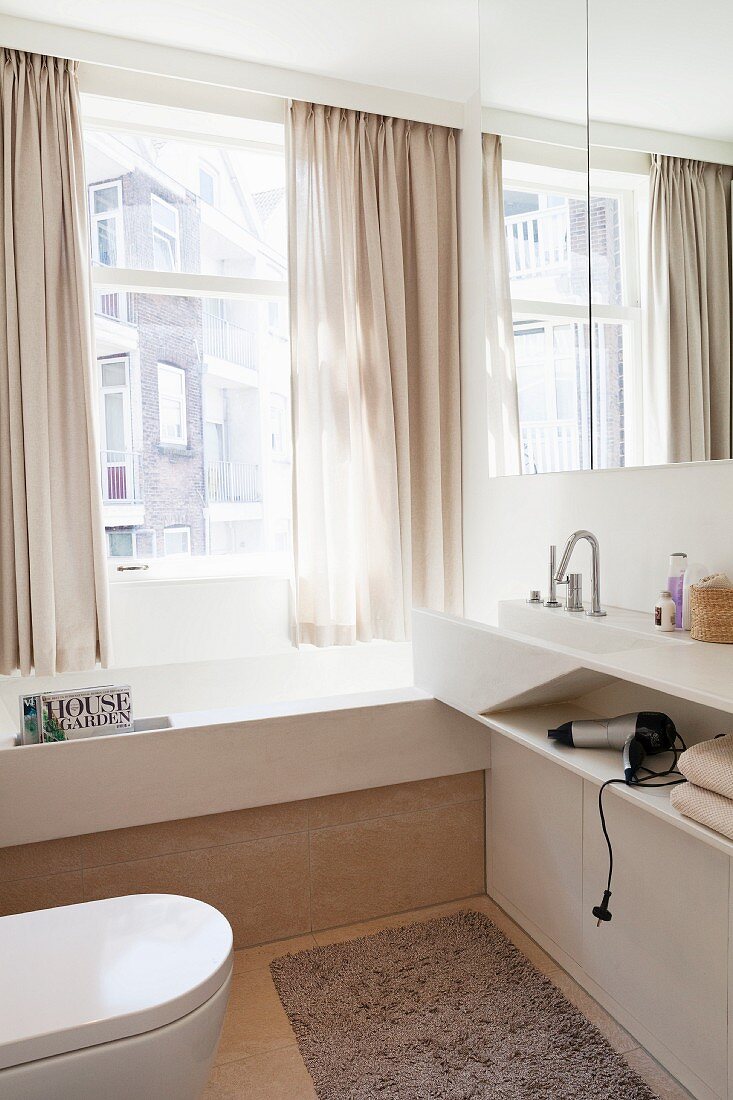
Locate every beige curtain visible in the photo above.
<box><xmin>646</xmin><ymin>154</ymin><xmax>733</xmax><ymax>464</ymax></box>
<box><xmin>0</xmin><ymin>51</ymin><xmax>111</xmax><ymax>676</ymax></box>
<box><xmin>288</xmin><ymin>101</ymin><xmax>462</xmax><ymax>646</ymax></box>
<box><xmin>483</xmin><ymin>133</ymin><xmax>521</xmax><ymax>476</ymax></box>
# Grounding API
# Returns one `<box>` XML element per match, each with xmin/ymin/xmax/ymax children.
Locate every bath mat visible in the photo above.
<box><xmin>270</xmin><ymin>910</ymin><xmax>657</xmax><ymax>1099</ymax></box>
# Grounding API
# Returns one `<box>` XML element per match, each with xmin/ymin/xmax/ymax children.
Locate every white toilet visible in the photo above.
<box><xmin>0</xmin><ymin>893</ymin><xmax>233</xmax><ymax>1100</ymax></box>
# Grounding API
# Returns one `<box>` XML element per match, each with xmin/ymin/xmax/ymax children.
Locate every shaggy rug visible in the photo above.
<box><xmin>270</xmin><ymin>910</ymin><xmax>657</xmax><ymax>1099</ymax></box>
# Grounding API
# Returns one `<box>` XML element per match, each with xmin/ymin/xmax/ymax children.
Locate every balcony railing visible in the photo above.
<box><xmin>521</xmin><ymin>419</ymin><xmax>579</xmax><ymax>475</ymax></box>
<box><xmin>100</xmin><ymin>450</ymin><xmax>143</xmax><ymax>504</ymax></box>
<box><xmin>207</xmin><ymin>460</ymin><xmax>261</xmax><ymax>504</ymax></box>
<box><xmin>94</xmin><ymin>290</ymin><xmax>134</xmax><ymax>324</ymax></box>
<box><xmin>203</xmin><ymin>313</ymin><xmax>257</xmax><ymax>371</ymax></box>
<box><xmin>505</xmin><ymin>206</ymin><xmax>569</xmax><ymax>279</ymax></box>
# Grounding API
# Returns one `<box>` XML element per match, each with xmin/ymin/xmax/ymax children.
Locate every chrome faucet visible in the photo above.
<box><xmin>554</xmin><ymin>529</ymin><xmax>607</xmax><ymax>617</ymax></box>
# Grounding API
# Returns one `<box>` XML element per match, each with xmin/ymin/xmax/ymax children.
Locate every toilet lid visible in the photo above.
<box><xmin>0</xmin><ymin>894</ymin><xmax>233</xmax><ymax>1071</ymax></box>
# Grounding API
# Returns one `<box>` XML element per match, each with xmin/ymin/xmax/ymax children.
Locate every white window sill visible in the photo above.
<box><xmin>108</xmin><ymin>551</ymin><xmax>292</xmax><ymax>584</ymax></box>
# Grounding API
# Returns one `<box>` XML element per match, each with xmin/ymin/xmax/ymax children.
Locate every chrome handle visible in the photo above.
<box><xmin>565</xmin><ymin>572</ymin><xmax>583</xmax><ymax>612</ymax></box>
<box><xmin>116</xmin><ymin>563</ymin><xmax>150</xmax><ymax>572</ymax></box>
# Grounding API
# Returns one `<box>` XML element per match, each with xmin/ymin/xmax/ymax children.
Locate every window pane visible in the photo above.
<box><xmin>93</xmin><ymin>185</ymin><xmax>119</xmax><ymax>214</ymax></box>
<box><xmin>515</xmin><ymin>320</ymin><xmax>591</xmax><ymax>475</ymax></box>
<box><xmin>503</xmin><ymin>185</ymin><xmax>589</xmax><ymax>306</ymax></box>
<box><xmin>592</xmin><ymin>321</ymin><xmax>631</xmax><ymax>470</ymax></box>
<box><xmin>101</xmin><ymin>359</ymin><xmax>127</xmax><ymax>388</ymax></box>
<box><xmin>590</xmin><ymin>193</ymin><xmax>624</xmax><ymax>306</ymax></box>
<box><xmin>199</xmin><ymin>166</ymin><xmax>215</xmax><ymax>206</ymax></box>
<box><xmin>94</xmin><ymin>293</ymin><xmax>292</xmax><ymax>560</ymax></box>
<box><xmin>84</xmin><ymin>115</ymin><xmax>286</xmax><ymax>279</ymax></box>
<box><xmin>163</xmin><ymin>527</ymin><xmax>190</xmax><ymax>556</ymax></box>
<box><xmin>108</xmin><ymin>530</ymin><xmax>134</xmax><ymax>557</ymax></box>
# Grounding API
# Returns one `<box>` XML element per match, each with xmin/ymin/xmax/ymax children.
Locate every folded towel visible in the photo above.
<box><xmin>671</xmin><ymin>782</ymin><xmax>733</xmax><ymax>841</ymax></box>
<box><xmin>697</xmin><ymin>572</ymin><xmax>733</xmax><ymax>589</ymax></box>
<box><xmin>677</xmin><ymin>734</ymin><xmax>733</xmax><ymax>799</ymax></box>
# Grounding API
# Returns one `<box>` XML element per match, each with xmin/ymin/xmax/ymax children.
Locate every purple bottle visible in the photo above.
<box><xmin>666</xmin><ymin>553</ymin><xmax>687</xmax><ymax>629</ymax></box>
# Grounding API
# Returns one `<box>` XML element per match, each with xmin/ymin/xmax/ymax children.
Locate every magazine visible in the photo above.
<box><xmin>19</xmin><ymin>685</ymin><xmax>133</xmax><ymax>744</ymax></box>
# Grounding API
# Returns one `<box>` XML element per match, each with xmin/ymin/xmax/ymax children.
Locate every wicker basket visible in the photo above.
<box><xmin>690</xmin><ymin>585</ymin><xmax>733</xmax><ymax>643</ymax></box>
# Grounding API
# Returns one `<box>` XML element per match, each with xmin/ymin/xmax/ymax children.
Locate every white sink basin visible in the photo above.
<box><xmin>498</xmin><ymin>600</ymin><xmax>694</xmax><ymax>656</ymax></box>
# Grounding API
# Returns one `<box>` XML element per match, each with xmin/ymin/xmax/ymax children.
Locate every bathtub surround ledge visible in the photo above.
<box><xmin>0</xmin><ymin>690</ymin><xmax>491</xmax><ymax>847</ymax></box>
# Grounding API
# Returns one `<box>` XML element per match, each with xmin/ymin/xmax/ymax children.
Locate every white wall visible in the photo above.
<box><xmin>464</xmin><ymin>459</ymin><xmax>733</xmax><ymax>624</ymax></box>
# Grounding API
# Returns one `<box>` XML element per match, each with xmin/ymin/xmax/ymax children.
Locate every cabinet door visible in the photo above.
<box><xmin>488</xmin><ymin>734</ymin><xmax>584</xmax><ymax>960</ymax></box>
<box><xmin>581</xmin><ymin>781</ymin><xmax>728</xmax><ymax>1098</ymax></box>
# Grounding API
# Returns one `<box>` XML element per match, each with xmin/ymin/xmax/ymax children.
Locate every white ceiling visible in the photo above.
<box><xmin>0</xmin><ymin>0</ymin><xmax>479</xmax><ymax>102</ymax></box>
<box><xmin>481</xmin><ymin>0</ymin><xmax>733</xmax><ymax>141</ymax></box>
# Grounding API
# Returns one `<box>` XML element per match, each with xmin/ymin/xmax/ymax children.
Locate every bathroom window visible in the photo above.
<box><xmin>83</xmin><ymin>93</ymin><xmax>292</xmax><ymax>578</ymax></box>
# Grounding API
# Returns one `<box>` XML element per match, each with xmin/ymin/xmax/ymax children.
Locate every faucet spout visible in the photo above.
<box><xmin>554</xmin><ymin>529</ymin><xmax>606</xmax><ymax>617</ymax></box>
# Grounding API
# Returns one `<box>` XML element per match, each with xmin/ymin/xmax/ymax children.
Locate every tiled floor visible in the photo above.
<box><xmin>203</xmin><ymin>894</ymin><xmax>693</xmax><ymax>1100</ymax></box>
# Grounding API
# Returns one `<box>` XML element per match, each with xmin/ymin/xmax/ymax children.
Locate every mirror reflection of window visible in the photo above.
<box><xmin>502</xmin><ymin>165</ymin><xmax>591</xmax><ymax>475</ymax></box>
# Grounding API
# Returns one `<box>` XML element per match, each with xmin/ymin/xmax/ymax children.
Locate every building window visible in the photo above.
<box><xmin>198</xmin><ymin>162</ymin><xmax>217</xmax><ymax>206</ymax></box>
<box><xmin>163</xmin><ymin>525</ymin><xmax>191</xmax><ymax>556</ymax></box>
<box><xmin>107</xmin><ymin>530</ymin><xmax>135</xmax><ymax>558</ymax></box>
<box><xmin>151</xmin><ymin>194</ymin><xmax>180</xmax><ymax>271</ymax></box>
<box><xmin>270</xmin><ymin>394</ymin><xmax>288</xmax><ymax>458</ymax></box>
<box><xmin>89</xmin><ymin>181</ymin><xmax>123</xmax><ymax>267</ymax></box>
<box><xmin>157</xmin><ymin>363</ymin><xmax>187</xmax><ymax>445</ymax></box>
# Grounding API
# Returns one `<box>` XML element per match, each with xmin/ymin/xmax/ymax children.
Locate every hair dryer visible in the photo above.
<box><xmin>548</xmin><ymin>712</ymin><xmax>678</xmax><ymax>784</ymax></box>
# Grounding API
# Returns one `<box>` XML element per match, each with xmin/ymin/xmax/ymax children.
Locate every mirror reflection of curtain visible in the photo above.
<box><xmin>646</xmin><ymin>155</ymin><xmax>733</xmax><ymax>464</ymax></box>
<box><xmin>288</xmin><ymin>101</ymin><xmax>462</xmax><ymax>646</ymax></box>
<box><xmin>482</xmin><ymin>134</ymin><xmax>521</xmax><ymax>476</ymax></box>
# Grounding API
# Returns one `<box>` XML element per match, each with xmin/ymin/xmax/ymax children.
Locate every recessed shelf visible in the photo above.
<box><xmin>479</xmin><ymin>701</ymin><xmax>733</xmax><ymax>859</ymax></box>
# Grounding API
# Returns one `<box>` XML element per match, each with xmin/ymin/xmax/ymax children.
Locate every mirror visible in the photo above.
<box><xmin>589</xmin><ymin>0</ymin><xmax>733</xmax><ymax>468</ymax></box>
<box><xmin>479</xmin><ymin>0</ymin><xmax>591</xmax><ymax>476</ymax></box>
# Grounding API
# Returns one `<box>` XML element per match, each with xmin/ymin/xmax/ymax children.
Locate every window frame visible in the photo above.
<box><xmin>157</xmin><ymin>362</ymin><xmax>188</xmax><ymax>446</ymax></box>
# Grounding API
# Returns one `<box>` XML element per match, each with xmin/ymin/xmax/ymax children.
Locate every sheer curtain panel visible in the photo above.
<box><xmin>0</xmin><ymin>51</ymin><xmax>111</xmax><ymax>675</ymax></box>
<box><xmin>288</xmin><ymin>102</ymin><xmax>462</xmax><ymax>646</ymax></box>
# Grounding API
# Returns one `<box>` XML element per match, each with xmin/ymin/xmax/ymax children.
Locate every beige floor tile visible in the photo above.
<box><xmin>233</xmin><ymin>934</ymin><xmax>317</xmax><ymax>977</ymax></box>
<box><xmin>550</xmin><ymin>970</ymin><xmax>638</xmax><ymax>1055</ymax></box>
<box><xmin>623</xmin><ymin>1049</ymin><xmax>693</xmax><ymax>1099</ymax></box>
<box><xmin>215</xmin><ymin>967</ymin><xmax>297</xmax><ymax>1066</ymax></box>
<box><xmin>204</xmin><ymin>1047</ymin><xmax>316</xmax><ymax>1099</ymax></box>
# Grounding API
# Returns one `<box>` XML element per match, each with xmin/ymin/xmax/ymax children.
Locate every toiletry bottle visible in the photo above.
<box><xmin>654</xmin><ymin>591</ymin><xmax>676</xmax><ymax>632</ymax></box>
<box><xmin>682</xmin><ymin>562</ymin><xmax>710</xmax><ymax>631</ymax></box>
<box><xmin>667</xmin><ymin>553</ymin><xmax>687</xmax><ymax>629</ymax></box>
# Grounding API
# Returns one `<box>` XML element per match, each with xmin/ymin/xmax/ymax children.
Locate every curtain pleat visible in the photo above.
<box><xmin>646</xmin><ymin>154</ymin><xmax>733</xmax><ymax>464</ymax></box>
<box><xmin>288</xmin><ymin>101</ymin><xmax>462</xmax><ymax>646</ymax></box>
<box><xmin>0</xmin><ymin>50</ymin><xmax>111</xmax><ymax>675</ymax></box>
<box><xmin>482</xmin><ymin>134</ymin><xmax>521</xmax><ymax>477</ymax></box>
